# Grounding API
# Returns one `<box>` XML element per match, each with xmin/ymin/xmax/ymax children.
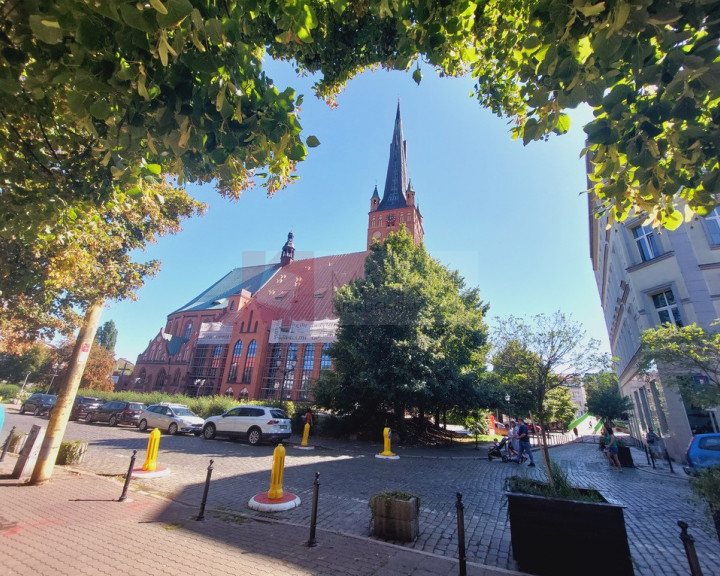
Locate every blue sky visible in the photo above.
<box><xmin>102</xmin><ymin>60</ymin><xmax>611</xmax><ymax>362</ymax></box>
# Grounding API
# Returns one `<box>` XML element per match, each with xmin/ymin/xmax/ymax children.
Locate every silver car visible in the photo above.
<box><xmin>201</xmin><ymin>405</ymin><xmax>291</xmax><ymax>445</ymax></box>
<box><xmin>137</xmin><ymin>403</ymin><xmax>205</xmax><ymax>435</ymax></box>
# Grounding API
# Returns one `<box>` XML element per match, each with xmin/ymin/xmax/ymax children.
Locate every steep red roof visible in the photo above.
<box><xmin>253</xmin><ymin>251</ymin><xmax>367</xmax><ymax>322</ymax></box>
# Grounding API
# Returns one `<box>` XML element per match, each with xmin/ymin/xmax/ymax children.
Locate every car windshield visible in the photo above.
<box><xmin>174</xmin><ymin>407</ymin><xmax>196</xmax><ymax>416</ymax></box>
<box><xmin>42</xmin><ymin>395</ymin><xmax>57</xmax><ymax>403</ymax></box>
<box><xmin>270</xmin><ymin>409</ymin><xmax>289</xmax><ymax>419</ymax></box>
<box><xmin>129</xmin><ymin>403</ymin><xmax>145</xmax><ymax>411</ymax></box>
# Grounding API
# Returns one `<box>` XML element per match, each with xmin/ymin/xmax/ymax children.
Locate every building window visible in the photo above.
<box><xmin>320</xmin><ymin>343</ymin><xmax>332</xmax><ymax>372</ymax></box>
<box><xmin>184</xmin><ymin>321</ymin><xmax>193</xmax><ymax>340</ymax></box>
<box><xmin>282</xmin><ymin>343</ymin><xmax>298</xmax><ymax>399</ymax></box>
<box><xmin>189</xmin><ymin>344</ymin><xmax>211</xmax><ymax>377</ymax></box>
<box><xmin>242</xmin><ymin>340</ymin><xmax>257</xmax><ymax>383</ymax></box>
<box><xmin>652</xmin><ymin>289</ymin><xmax>683</xmax><ymax>326</ymax></box>
<box><xmin>228</xmin><ymin>340</ymin><xmax>243</xmax><ymax>382</ymax></box>
<box><xmin>300</xmin><ymin>344</ymin><xmax>315</xmax><ymax>401</ymax></box>
<box><xmin>208</xmin><ymin>344</ymin><xmax>224</xmax><ymax>378</ymax></box>
<box><xmin>632</xmin><ymin>224</ymin><xmax>661</xmax><ymax>261</ymax></box>
<box><xmin>706</xmin><ymin>207</ymin><xmax>720</xmax><ymax>245</ymax></box>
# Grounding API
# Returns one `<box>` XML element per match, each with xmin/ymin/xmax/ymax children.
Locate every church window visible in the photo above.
<box><xmin>228</xmin><ymin>340</ymin><xmax>243</xmax><ymax>382</ymax></box>
<box><xmin>299</xmin><ymin>344</ymin><xmax>315</xmax><ymax>401</ymax></box>
<box><xmin>208</xmin><ymin>344</ymin><xmax>225</xmax><ymax>378</ymax></box>
<box><xmin>242</xmin><ymin>340</ymin><xmax>257</xmax><ymax>383</ymax></box>
<box><xmin>320</xmin><ymin>343</ymin><xmax>332</xmax><ymax>372</ymax></box>
<box><xmin>184</xmin><ymin>321</ymin><xmax>193</xmax><ymax>340</ymax></box>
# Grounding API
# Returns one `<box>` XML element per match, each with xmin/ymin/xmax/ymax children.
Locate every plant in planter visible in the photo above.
<box><xmin>505</xmin><ymin>463</ymin><xmax>634</xmax><ymax>576</ymax></box>
<box><xmin>369</xmin><ymin>490</ymin><xmax>420</xmax><ymax>542</ymax></box>
<box><xmin>689</xmin><ymin>465</ymin><xmax>720</xmax><ymax>541</ymax></box>
<box><xmin>55</xmin><ymin>440</ymin><xmax>88</xmax><ymax>465</ymax></box>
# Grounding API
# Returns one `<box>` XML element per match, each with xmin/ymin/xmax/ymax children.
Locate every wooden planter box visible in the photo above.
<box><xmin>506</xmin><ymin>489</ymin><xmax>633</xmax><ymax>576</ymax></box>
<box><xmin>371</xmin><ymin>495</ymin><xmax>419</xmax><ymax>542</ymax></box>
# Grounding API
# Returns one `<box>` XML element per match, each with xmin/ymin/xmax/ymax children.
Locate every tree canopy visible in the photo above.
<box><xmin>639</xmin><ymin>323</ymin><xmax>720</xmax><ymax>408</ymax></box>
<box><xmin>585</xmin><ymin>371</ymin><xmax>633</xmax><ymax>423</ymax></box>
<box><xmin>313</xmin><ymin>228</ymin><xmax>490</xmax><ymax>428</ymax></box>
<box><xmin>95</xmin><ymin>320</ymin><xmax>118</xmax><ymax>351</ymax></box>
<box><xmin>2</xmin><ymin>0</ymin><xmax>718</xmax><ymax>253</ymax></box>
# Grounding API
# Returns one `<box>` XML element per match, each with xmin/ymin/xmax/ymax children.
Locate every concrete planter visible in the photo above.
<box><xmin>56</xmin><ymin>441</ymin><xmax>88</xmax><ymax>465</ymax></box>
<box><xmin>506</xmin><ymin>488</ymin><xmax>633</xmax><ymax>576</ymax></box>
<box><xmin>618</xmin><ymin>445</ymin><xmax>635</xmax><ymax>468</ymax></box>
<box><xmin>370</xmin><ymin>493</ymin><xmax>419</xmax><ymax>542</ymax></box>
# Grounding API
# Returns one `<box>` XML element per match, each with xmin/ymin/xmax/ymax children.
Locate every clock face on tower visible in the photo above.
<box><xmin>373</xmin><ymin>231</ymin><xmax>382</xmax><ymax>239</ymax></box>
<box><xmin>386</xmin><ymin>214</ymin><xmax>396</xmax><ymax>225</ymax></box>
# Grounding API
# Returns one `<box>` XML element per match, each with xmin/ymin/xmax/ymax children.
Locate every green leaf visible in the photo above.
<box><xmin>555</xmin><ymin>114</ymin><xmax>571</xmax><ymax>134</ymax></box>
<box><xmin>89</xmin><ymin>100</ymin><xmax>111</xmax><ymax>120</ymax></box>
<box><xmin>146</xmin><ymin>164</ymin><xmax>162</xmax><ymax>175</ymax></box>
<box><xmin>306</xmin><ymin>135</ymin><xmax>320</xmax><ymax>147</ymax></box>
<box><xmin>149</xmin><ymin>0</ymin><xmax>169</xmax><ymax>15</ymax></box>
<box><xmin>412</xmin><ymin>68</ymin><xmax>423</xmax><ymax>85</ymax></box>
<box><xmin>29</xmin><ymin>15</ymin><xmax>64</xmax><ymax>45</ymax></box>
<box><xmin>661</xmin><ymin>209</ymin><xmax>683</xmax><ymax>230</ymax></box>
<box><xmin>577</xmin><ymin>3</ymin><xmax>606</xmax><ymax>17</ymax></box>
<box><xmin>157</xmin><ymin>0</ymin><xmax>194</xmax><ymax>27</ymax></box>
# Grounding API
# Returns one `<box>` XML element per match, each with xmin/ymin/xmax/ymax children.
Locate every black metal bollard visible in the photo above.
<box><xmin>644</xmin><ymin>444</ymin><xmax>651</xmax><ymax>466</ymax></box>
<box><xmin>456</xmin><ymin>492</ymin><xmax>467</xmax><ymax>576</ymax></box>
<box><xmin>678</xmin><ymin>521</ymin><xmax>704</xmax><ymax>576</ymax></box>
<box><xmin>306</xmin><ymin>471</ymin><xmax>320</xmax><ymax>547</ymax></box>
<box><xmin>118</xmin><ymin>450</ymin><xmax>137</xmax><ymax>502</ymax></box>
<box><xmin>0</xmin><ymin>426</ymin><xmax>16</xmax><ymax>462</ymax></box>
<box><xmin>665</xmin><ymin>448</ymin><xmax>675</xmax><ymax>473</ymax></box>
<box><xmin>196</xmin><ymin>459</ymin><xmax>214</xmax><ymax>521</ymax></box>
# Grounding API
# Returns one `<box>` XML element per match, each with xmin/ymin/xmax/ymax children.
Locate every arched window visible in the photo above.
<box><xmin>228</xmin><ymin>340</ymin><xmax>243</xmax><ymax>382</ymax></box>
<box><xmin>300</xmin><ymin>344</ymin><xmax>315</xmax><ymax>400</ymax></box>
<box><xmin>320</xmin><ymin>343</ymin><xmax>332</xmax><ymax>371</ymax></box>
<box><xmin>282</xmin><ymin>343</ymin><xmax>298</xmax><ymax>398</ymax></box>
<box><xmin>173</xmin><ymin>370</ymin><xmax>181</xmax><ymax>386</ymax></box>
<box><xmin>184</xmin><ymin>321</ymin><xmax>193</xmax><ymax>340</ymax></box>
<box><xmin>242</xmin><ymin>340</ymin><xmax>257</xmax><ymax>383</ymax></box>
<box><xmin>209</xmin><ymin>344</ymin><xmax>223</xmax><ymax>377</ymax></box>
<box><xmin>155</xmin><ymin>370</ymin><xmax>166</xmax><ymax>390</ymax></box>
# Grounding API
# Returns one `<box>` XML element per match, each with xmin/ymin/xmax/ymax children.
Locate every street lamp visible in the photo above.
<box><xmin>278</xmin><ymin>351</ymin><xmax>297</xmax><ymax>400</ymax></box>
<box><xmin>195</xmin><ymin>379</ymin><xmax>206</xmax><ymax>398</ymax></box>
<box><xmin>505</xmin><ymin>393</ymin><xmax>511</xmax><ymax>421</ymax></box>
<box><xmin>46</xmin><ymin>363</ymin><xmax>62</xmax><ymax>393</ymax></box>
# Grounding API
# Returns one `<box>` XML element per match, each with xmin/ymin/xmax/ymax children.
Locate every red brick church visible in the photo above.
<box><xmin>120</xmin><ymin>104</ymin><xmax>424</xmax><ymax>400</ymax></box>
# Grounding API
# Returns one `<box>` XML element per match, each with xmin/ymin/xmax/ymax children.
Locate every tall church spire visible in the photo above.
<box><xmin>378</xmin><ymin>102</ymin><xmax>409</xmax><ymax>210</ymax></box>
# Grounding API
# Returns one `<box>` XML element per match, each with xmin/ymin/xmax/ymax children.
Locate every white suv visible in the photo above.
<box><xmin>202</xmin><ymin>405</ymin><xmax>291</xmax><ymax>445</ymax></box>
<box><xmin>137</xmin><ymin>403</ymin><xmax>205</xmax><ymax>436</ymax></box>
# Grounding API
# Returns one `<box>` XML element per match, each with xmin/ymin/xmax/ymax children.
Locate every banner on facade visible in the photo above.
<box><xmin>197</xmin><ymin>322</ymin><xmax>233</xmax><ymax>345</ymax></box>
<box><xmin>269</xmin><ymin>319</ymin><xmax>339</xmax><ymax>344</ymax></box>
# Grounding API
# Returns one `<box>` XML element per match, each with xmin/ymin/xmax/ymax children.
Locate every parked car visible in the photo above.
<box><xmin>85</xmin><ymin>400</ymin><xmax>146</xmax><ymax>426</ymax></box>
<box><xmin>57</xmin><ymin>396</ymin><xmax>103</xmax><ymax>421</ymax></box>
<box><xmin>685</xmin><ymin>433</ymin><xmax>720</xmax><ymax>471</ymax></box>
<box><xmin>137</xmin><ymin>403</ymin><xmax>204</xmax><ymax>435</ymax></box>
<box><xmin>19</xmin><ymin>393</ymin><xmax>57</xmax><ymax>416</ymax></box>
<box><xmin>201</xmin><ymin>405</ymin><xmax>292</xmax><ymax>445</ymax></box>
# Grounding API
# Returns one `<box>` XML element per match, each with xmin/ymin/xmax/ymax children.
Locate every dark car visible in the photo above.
<box><xmin>85</xmin><ymin>400</ymin><xmax>146</xmax><ymax>426</ymax></box>
<box><xmin>19</xmin><ymin>393</ymin><xmax>57</xmax><ymax>416</ymax></box>
<box><xmin>70</xmin><ymin>396</ymin><xmax>103</xmax><ymax>421</ymax></box>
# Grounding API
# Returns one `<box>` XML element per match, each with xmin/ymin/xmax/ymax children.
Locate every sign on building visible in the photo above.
<box><xmin>269</xmin><ymin>319</ymin><xmax>339</xmax><ymax>344</ymax></box>
<box><xmin>197</xmin><ymin>322</ymin><xmax>233</xmax><ymax>345</ymax></box>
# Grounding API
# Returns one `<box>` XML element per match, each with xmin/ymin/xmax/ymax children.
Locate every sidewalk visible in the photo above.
<box><xmin>0</xmin><ymin>454</ymin><xmax>525</xmax><ymax>576</ymax></box>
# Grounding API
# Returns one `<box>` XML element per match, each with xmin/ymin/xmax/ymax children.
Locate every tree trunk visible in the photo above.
<box><xmin>531</xmin><ymin>411</ymin><xmax>553</xmax><ymax>487</ymax></box>
<box><xmin>434</xmin><ymin>409</ymin><xmax>440</xmax><ymax>429</ymax></box>
<box><xmin>29</xmin><ymin>301</ymin><xmax>104</xmax><ymax>485</ymax></box>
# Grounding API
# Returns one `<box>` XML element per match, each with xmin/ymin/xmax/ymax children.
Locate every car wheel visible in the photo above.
<box><xmin>19</xmin><ymin>405</ymin><xmax>26</xmax><ymax>415</ymax></box>
<box><xmin>202</xmin><ymin>423</ymin><xmax>216</xmax><ymax>440</ymax></box>
<box><xmin>47</xmin><ymin>409</ymin><xmax>54</xmax><ymax>419</ymax></box>
<box><xmin>138</xmin><ymin>419</ymin><xmax>148</xmax><ymax>432</ymax></box>
<box><xmin>85</xmin><ymin>413</ymin><xmax>93</xmax><ymax>423</ymax></box>
<box><xmin>168</xmin><ymin>422</ymin><xmax>178</xmax><ymax>435</ymax></box>
<box><xmin>109</xmin><ymin>414</ymin><xmax>118</xmax><ymax>426</ymax></box>
<box><xmin>247</xmin><ymin>427</ymin><xmax>262</xmax><ymax>446</ymax></box>
<box><xmin>34</xmin><ymin>407</ymin><xmax>41</xmax><ymax>416</ymax></box>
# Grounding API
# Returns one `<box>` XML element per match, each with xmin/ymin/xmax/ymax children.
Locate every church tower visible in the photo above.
<box><xmin>367</xmin><ymin>103</ymin><xmax>424</xmax><ymax>249</ymax></box>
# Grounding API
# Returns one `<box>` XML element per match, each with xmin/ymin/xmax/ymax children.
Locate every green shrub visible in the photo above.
<box><xmin>0</xmin><ymin>383</ymin><xmax>20</xmax><ymax>402</ymax></box>
<box><xmin>689</xmin><ymin>466</ymin><xmax>720</xmax><ymax>511</ymax></box>
<box><xmin>56</xmin><ymin>441</ymin><xmax>88</xmax><ymax>465</ymax></box>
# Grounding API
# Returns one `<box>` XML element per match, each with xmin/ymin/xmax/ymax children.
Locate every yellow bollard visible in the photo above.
<box><xmin>267</xmin><ymin>442</ymin><xmax>286</xmax><ymax>499</ymax></box>
<box><xmin>300</xmin><ymin>423</ymin><xmax>311</xmax><ymax>447</ymax></box>
<box><xmin>142</xmin><ymin>428</ymin><xmax>161</xmax><ymax>471</ymax></box>
<box><xmin>378</xmin><ymin>427</ymin><xmax>396</xmax><ymax>457</ymax></box>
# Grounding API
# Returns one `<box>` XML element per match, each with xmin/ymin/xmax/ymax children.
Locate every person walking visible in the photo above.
<box><xmin>516</xmin><ymin>418</ymin><xmax>535</xmax><ymax>467</ymax></box>
<box><xmin>507</xmin><ymin>420</ymin><xmax>519</xmax><ymax>459</ymax></box>
<box><xmin>604</xmin><ymin>425</ymin><xmax>622</xmax><ymax>472</ymax></box>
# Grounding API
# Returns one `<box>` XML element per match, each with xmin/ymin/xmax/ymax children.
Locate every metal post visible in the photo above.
<box><xmin>665</xmin><ymin>448</ymin><xmax>675</xmax><ymax>473</ymax></box>
<box><xmin>118</xmin><ymin>450</ymin><xmax>137</xmax><ymax>502</ymax></box>
<box><xmin>0</xmin><ymin>426</ymin><xmax>16</xmax><ymax>462</ymax></box>
<box><xmin>307</xmin><ymin>472</ymin><xmax>320</xmax><ymax>547</ymax></box>
<box><xmin>196</xmin><ymin>459</ymin><xmax>214</xmax><ymax>521</ymax></box>
<box><xmin>678</xmin><ymin>521</ymin><xmax>704</xmax><ymax>576</ymax></box>
<box><xmin>644</xmin><ymin>444</ymin><xmax>651</xmax><ymax>465</ymax></box>
<box><xmin>456</xmin><ymin>492</ymin><xmax>467</xmax><ymax>576</ymax></box>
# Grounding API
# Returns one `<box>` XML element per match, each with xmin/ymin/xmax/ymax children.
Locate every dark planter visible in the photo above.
<box><xmin>618</xmin><ymin>445</ymin><xmax>634</xmax><ymax>468</ymax></box>
<box><xmin>506</xmin><ymin>489</ymin><xmax>634</xmax><ymax>576</ymax></box>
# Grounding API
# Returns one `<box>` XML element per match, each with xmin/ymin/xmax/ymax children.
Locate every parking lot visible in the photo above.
<box><xmin>4</xmin><ymin>407</ymin><xmax>720</xmax><ymax>575</ymax></box>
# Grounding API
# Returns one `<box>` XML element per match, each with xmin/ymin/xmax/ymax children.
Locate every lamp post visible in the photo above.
<box><xmin>195</xmin><ymin>379</ymin><xmax>206</xmax><ymax>398</ymax></box>
<box><xmin>505</xmin><ymin>393</ymin><xmax>511</xmax><ymax>422</ymax></box>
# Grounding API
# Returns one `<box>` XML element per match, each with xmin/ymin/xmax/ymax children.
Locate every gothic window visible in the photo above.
<box><xmin>208</xmin><ymin>344</ymin><xmax>223</xmax><ymax>377</ymax></box>
<box><xmin>184</xmin><ymin>321</ymin><xmax>193</xmax><ymax>340</ymax></box>
<box><xmin>283</xmin><ymin>343</ymin><xmax>298</xmax><ymax>398</ymax></box>
<box><xmin>632</xmin><ymin>224</ymin><xmax>661</xmax><ymax>262</ymax></box>
<box><xmin>320</xmin><ymin>343</ymin><xmax>332</xmax><ymax>372</ymax></box>
<box><xmin>173</xmin><ymin>370</ymin><xmax>181</xmax><ymax>386</ymax></box>
<box><xmin>652</xmin><ymin>289</ymin><xmax>683</xmax><ymax>327</ymax></box>
<box><xmin>242</xmin><ymin>340</ymin><xmax>257</xmax><ymax>383</ymax></box>
<box><xmin>300</xmin><ymin>344</ymin><xmax>315</xmax><ymax>401</ymax></box>
<box><xmin>705</xmin><ymin>207</ymin><xmax>720</xmax><ymax>245</ymax></box>
<box><xmin>190</xmin><ymin>344</ymin><xmax>211</xmax><ymax>376</ymax></box>
<box><xmin>228</xmin><ymin>340</ymin><xmax>243</xmax><ymax>382</ymax></box>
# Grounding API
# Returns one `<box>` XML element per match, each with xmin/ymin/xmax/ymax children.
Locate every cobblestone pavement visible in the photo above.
<box><xmin>3</xmin><ymin>409</ymin><xmax>720</xmax><ymax>575</ymax></box>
